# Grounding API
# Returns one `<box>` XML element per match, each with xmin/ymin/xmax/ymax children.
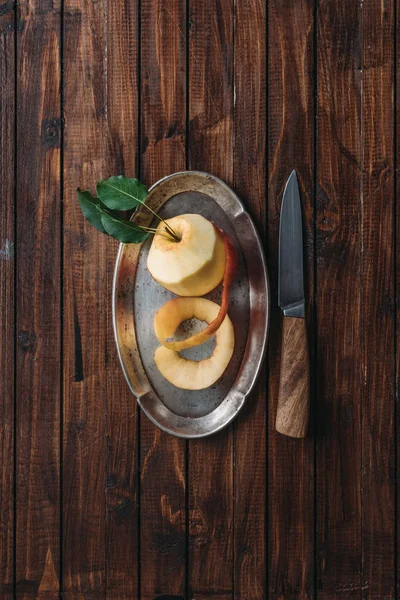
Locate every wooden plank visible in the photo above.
<box><xmin>316</xmin><ymin>1</ymin><xmax>362</xmax><ymax>597</ymax></box>
<box><xmin>233</xmin><ymin>1</ymin><xmax>266</xmax><ymax>599</ymax></box>
<box><xmin>15</xmin><ymin>0</ymin><xmax>61</xmax><ymax>597</ymax></box>
<box><xmin>361</xmin><ymin>4</ymin><xmax>396</xmax><ymax>598</ymax></box>
<box><xmin>62</xmin><ymin>0</ymin><xmax>107</xmax><ymax>596</ymax></box>
<box><xmin>188</xmin><ymin>1</ymin><xmax>234</xmax><ymax>597</ymax></box>
<box><xmin>139</xmin><ymin>1</ymin><xmax>187</xmax><ymax>598</ymax></box>
<box><xmin>0</xmin><ymin>2</ymin><xmax>15</xmax><ymax>598</ymax></box>
<box><xmin>267</xmin><ymin>2</ymin><xmax>315</xmax><ymax>598</ymax></box>
<box><xmin>397</xmin><ymin>0</ymin><xmax>400</xmax><ymax>591</ymax></box>
<box><xmin>104</xmin><ymin>1</ymin><xmax>140</xmax><ymax>597</ymax></box>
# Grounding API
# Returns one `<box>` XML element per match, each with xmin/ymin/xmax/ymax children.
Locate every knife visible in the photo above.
<box><xmin>276</xmin><ymin>170</ymin><xmax>310</xmax><ymax>438</ymax></box>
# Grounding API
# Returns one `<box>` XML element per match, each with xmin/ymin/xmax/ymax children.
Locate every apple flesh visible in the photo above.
<box><xmin>154</xmin><ymin>228</ymin><xmax>238</xmax><ymax>351</ymax></box>
<box><xmin>154</xmin><ymin>298</ymin><xmax>235</xmax><ymax>390</ymax></box>
<box><xmin>147</xmin><ymin>214</ymin><xmax>226</xmax><ymax>296</ymax></box>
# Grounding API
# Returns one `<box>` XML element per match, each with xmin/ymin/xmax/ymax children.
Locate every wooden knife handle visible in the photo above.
<box><xmin>276</xmin><ymin>316</ymin><xmax>310</xmax><ymax>438</ymax></box>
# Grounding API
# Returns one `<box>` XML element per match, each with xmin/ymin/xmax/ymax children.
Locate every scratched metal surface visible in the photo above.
<box><xmin>113</xmin><ymin>171</ymin><xmax>270</xmax><ymax>437</ymax></box>
<box><xmin>135</xmin><ymin>191</ymin><xmax>249</xmax><ymax>418</ymax></box>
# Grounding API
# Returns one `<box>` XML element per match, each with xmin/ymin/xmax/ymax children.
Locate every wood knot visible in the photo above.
<box><xmin>0</xmin><ymin>1</ymin><xmax>14</xmax><ymax>16</ymax></box>
<box><xmin>1</xmin><ymin>19</ymin><xmax>23</xmax><ymax>34</ymax></box>
<box><xmin>149</xmin><ymin>532</ymin><xmax>183</xmax><ymax>556</ymax></box>
<box><xmin>74</xmin><ymin>420</ymin><xmax>86</xmax><ymax>433</ymax></box>
<box><xmin>317</xmin><ymin>214</ymin><xmax>335</xmax><ymax>233</ymax></box>
<box><xmin>106</xmin><ymin>473</ymin><xmax>117</xmax><ymax>488</ymax></box>
<box><xmin>114</xmin><ymin>498</ymin><xmax>133</xmax><ymax>517</ymax></box>
<box><xmin>18</xmin><ymin>330</ymin><xmax>37</xmax><ymax>352</ymax></box>
<box><xmin>41</xmin><ymin>118</ymin><xmax>61</xmax><ymax>149</ymax></box>
<box><xmin>188</xmin><ymin>508</ymin><xmax>207</xmax><ymax>536</ymax></box>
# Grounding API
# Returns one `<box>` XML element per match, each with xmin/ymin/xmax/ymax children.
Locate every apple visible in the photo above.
<box><xmin>154</xmin><ymin>227</ymin><xmax>238</xmax><ymax>351</ymax></box>
<box><xmin>147</xmin><ymin>214</ymin><xmax>226</xmax><ymax>296</ymax></box>
<box><xmin>154</xmin><ymin>298</ymin><xmax>235</xmax><ymax>390</ymax></box>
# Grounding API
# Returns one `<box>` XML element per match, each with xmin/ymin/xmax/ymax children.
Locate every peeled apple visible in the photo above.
<box><xmin>147</xmin><ymin>214</ymin><xmax>226</xmax><ymax>296</ymax></box>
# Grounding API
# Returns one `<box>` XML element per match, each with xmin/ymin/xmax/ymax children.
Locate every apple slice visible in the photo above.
<box><xmin>147</xmin><ymin>214</ymin><xmax>226</xmax><ymax>296</ymax></box>
<box><xmin>154</xmin><ymin>298</ymin><xmax>235</xmax><ymax>390</ymax></box>
<box><xmin>154</xmin><ymin>228</ymin><xmax>238</xmax><ymax>351</ymax></box>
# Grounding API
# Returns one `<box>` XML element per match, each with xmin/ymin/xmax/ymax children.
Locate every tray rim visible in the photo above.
<box><xmin>112</xmin><ymin>170</ymin><xmax>270</xmax><ymax>438</ymax></box>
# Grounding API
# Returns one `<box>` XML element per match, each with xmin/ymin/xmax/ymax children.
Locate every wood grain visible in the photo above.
<box><xmin>1</xmin><ymin>0</ymin><xmax>399</xmax><ymax>594</ymax></box>
<box><xmin>140</xmin><ymin>1</ymin><xmax>187</xmax><ymax>598</ymax></box>
<box><xmin>397</xmin><ymin>0</ymin><xmax>400</xmax><ymax>589</ymax></box>
<box><xmin>188</xmin><ymin>1</ymin><xmax>234</xmax><ymax>597</ymax></box>
<box><xmin>16</xmin><ymin>0</ymin><xmax>61</xmax><ymax>597</ymax></box>
<box><xmin>0</xmin><ymin>2</ymin><xmax>15</xmax><ymax>598</ymax></box>
<box><xmin>233</xmin><ymin>0</ymin><xmax>267</xmax><ymax>597</ymax></box>
<box><xmin>63</xmin><ymin>0</ymin><xmax>107</xmax><ymax>596</ymax></box>
<box><xmin>104</xmin><ymin>0</ymin><xmax>139</xmax><ymax>597</ymax></box>
<box><xmin>361</xmin><ymin>1</ymin><xmax>396</xmax><ymax>597</ymax></box>
<box><xmin>317</xmin><ymin>0</ymin><xmax>362</xmax><ymax>596</ymax></box>
<box><xmin>268</xmin><ymin>0</ymin><xmax>315</xmax><ymax>597</ymax></box>
<box><xmin>276</xmin><ymin>317</ymin><xmax>310</xmax><ymax>439</ymax></box>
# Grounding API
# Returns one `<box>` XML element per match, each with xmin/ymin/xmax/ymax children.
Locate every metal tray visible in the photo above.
<box><xmin>112</xmin><ymin>171</ymin><xmax>270</xmax><ymax>438</ymax></box>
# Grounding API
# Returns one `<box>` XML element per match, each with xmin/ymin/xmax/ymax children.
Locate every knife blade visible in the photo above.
<box><xmin>278</xmin><ymin>170</ymin><xmax>305</xmax><ymax>318</ymax></box>
<box><xmin>276</xmin><ymin>170</ymin><xmax>310</xmax><ymax>438</ymax></box>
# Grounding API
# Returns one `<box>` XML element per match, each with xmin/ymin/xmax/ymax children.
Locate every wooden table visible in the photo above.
<box><xmin>0</xmin><ymin>0</ymin><xmax>397</xmax><ymax>598</ymax></box>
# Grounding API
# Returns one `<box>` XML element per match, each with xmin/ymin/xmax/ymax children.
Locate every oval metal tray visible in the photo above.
<box><xmin>112</xmin><ymin>171</ymin><xmax>270</xmax><ymax>438</ymax></box>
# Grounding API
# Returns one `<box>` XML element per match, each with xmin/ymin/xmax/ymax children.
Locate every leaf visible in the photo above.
<box><xmin>97</xmin><ymin>175</ymin><xmax>149</xmax><ymax>211</ymax></box>
<box><xmin>78</xmin><ymin>188</ymin><xmax>149</xmax><ymax>244</ymax></box>
<box><xmin>100</xmin><ymin>211</ymin><xmax>149</xmax><ymax>243</ymax></box>
<box><xmin>78</xmin><ymin>189</ymin><xmax>107</xmax><ymax>233</ymax></box>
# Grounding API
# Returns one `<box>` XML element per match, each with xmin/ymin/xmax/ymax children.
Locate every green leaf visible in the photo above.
<box><xmin>78</xmin><ymin>190</ymin><xmax>107</xmax><ymax>233</ymax></box>
<box><xmin>97</xmin><ymin>175</ymin><xmax>149</xmax><ymax>210</ymax></box>
<box><xmin>78</xmin><ymin>187</ymin><xmax>149</xmax><ymax>244</ymax></box>
<box><xmin>100</xmin><ymin>211</ymin><xmax>149</xmax><ymax>243</ymax></box>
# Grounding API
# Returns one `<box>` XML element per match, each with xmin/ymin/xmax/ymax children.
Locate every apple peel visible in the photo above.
<box><xmin>154</xmin><ymin>299</ymin><xmax>235</xmax><ymax>390</ymax></box>
<box><xmin>154</xmin><ymin>227</ymin><xmax>238</xmax><ymax>351</ymax></box>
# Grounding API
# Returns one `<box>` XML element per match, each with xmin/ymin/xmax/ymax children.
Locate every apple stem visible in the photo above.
<box><xmin>138</xmin><ymin>202</ymin><xmax>181</xmax><ymax>242</ymax></box>
<box><xmin>161</xmin><ymin>227</ymin><xmax>181</xmax><ymax>243</ymax></box>
<box><xmin>137</xmin><ymin>222</ymin><xmax>180</xmax><ymax>243</ymax></box>
<box><xmin>156</xmin><ymin>231</ymin><xmax>179</xmax><ymax>242</ymax></box>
